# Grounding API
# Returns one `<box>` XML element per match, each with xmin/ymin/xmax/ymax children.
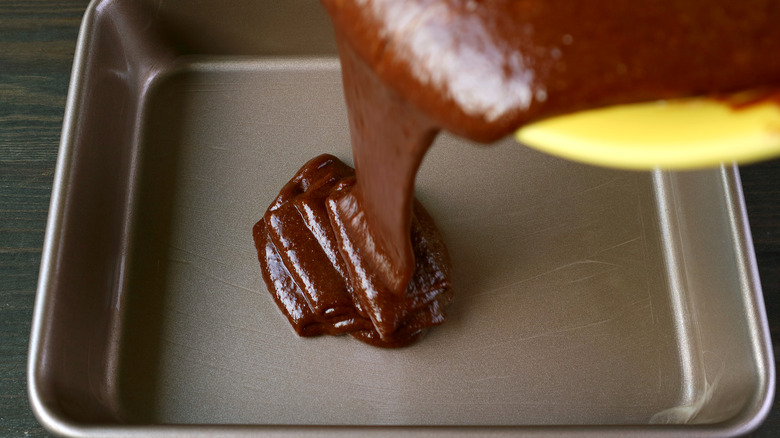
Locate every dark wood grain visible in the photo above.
<box><xmin>0</xmin><ymin>1</ymin><xmax>88</xmax><ymax>436</ymax></box>
<box><xmin>742</xmin><ymin>159</ymin><xmax>780</xmax><ymax>437</ymax></box>
<box><xmin>0</xmin><ymin>1</ymin><xmax>778</xmax><ymax>436</ymax></box>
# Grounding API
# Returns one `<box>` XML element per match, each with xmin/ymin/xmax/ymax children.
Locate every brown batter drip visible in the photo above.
<box><xmin>255</xmin><ymin>0</ymin><xmax>780</xmax><ymax>347</ymax></box>
<box><xmin>253</xmin><ymin>154</ymin><xmax>453</xmax><ymax>348</ymax></box>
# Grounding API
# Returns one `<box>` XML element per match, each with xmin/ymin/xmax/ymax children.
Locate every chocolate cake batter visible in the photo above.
<box><xmin>253</xmin><ymin>154</ymin><xmax>452</xmax><ymax>348</ymax></box>
<box><xmin>254</xmin><ymin>0</ymin><xmax>780</xmax><ymax>347</ymax></box>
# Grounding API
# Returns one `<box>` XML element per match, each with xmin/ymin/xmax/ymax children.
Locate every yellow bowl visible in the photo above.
<box><xmin>515</xmin><ymin>97</ymin><xmax>780</xmax><ymax>170</ymax></box>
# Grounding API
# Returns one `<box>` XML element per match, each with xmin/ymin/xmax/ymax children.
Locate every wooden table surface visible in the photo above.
<box><xmin>1</xmin><ymin>0</ymin><xmax>779</xmax><ymax>436</ymax></box>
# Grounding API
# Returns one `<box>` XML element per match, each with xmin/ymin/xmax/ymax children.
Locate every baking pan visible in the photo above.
<box><xmin>28</xmin><ymin>0</ymin><xmax>775</xmax><ymax>436</ymax></box>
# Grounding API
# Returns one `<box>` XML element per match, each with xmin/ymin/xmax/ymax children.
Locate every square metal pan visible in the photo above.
<box><xmin>29</xmin><ymin>0</ymin><xmax>775</xmax><ymax>436</ymax></box>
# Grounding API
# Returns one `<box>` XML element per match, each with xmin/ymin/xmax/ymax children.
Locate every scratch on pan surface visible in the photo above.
<box><xmin>470</xmin><ymin>259</ymin><xmax>621</xmax><ymax>299</ymax></box>
<box><xmin>168</xmin><ymin>252</ymin><xmax>258</xmax><ymax>295</ymax></box>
